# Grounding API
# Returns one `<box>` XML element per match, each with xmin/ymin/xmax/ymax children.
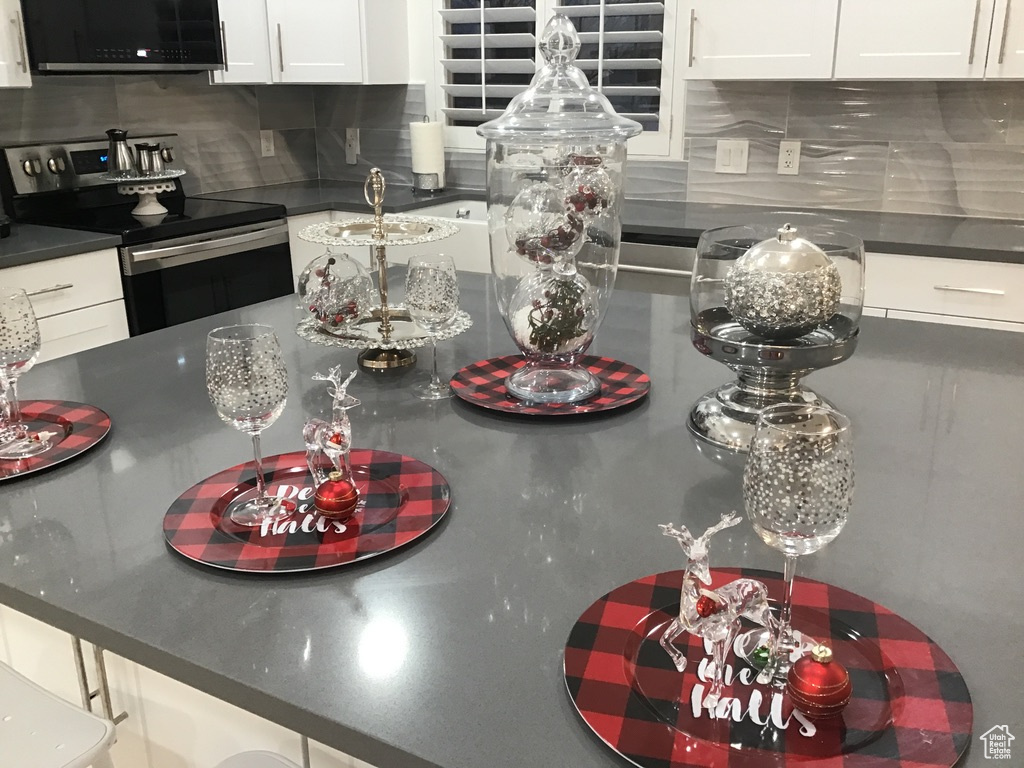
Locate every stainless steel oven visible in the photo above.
<box><xmin>120</xmin><ymin>221</ymin><xmax>292</xmax><ymax>336</ymax></box>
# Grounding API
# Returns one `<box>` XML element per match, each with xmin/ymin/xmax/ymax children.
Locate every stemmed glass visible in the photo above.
<box><xmin>0</xmin><ymin>287</ymin><xmax>50</xmax><ymax>459</ymax></box>
<box><xmin>740</xmin><ymin>403</ymin><xmax>854</xmax><ymax>680</ymax></box>
<box><xmin>206</xmin><ymin>324</ymin><xmax>291</xmax><ymax>527</ymax></box>
<box><xmin>406</xmin><ymin>254</ymin><xmax>459</xmax><ymax>400</ymax></box>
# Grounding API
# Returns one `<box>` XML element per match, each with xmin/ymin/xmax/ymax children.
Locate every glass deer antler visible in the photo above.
<box><xmin>659</xmin><ymin>512</ymin><xmax>777</xmax><ymax>708</ymax></box>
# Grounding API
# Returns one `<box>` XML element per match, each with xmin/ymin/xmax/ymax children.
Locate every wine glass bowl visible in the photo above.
<box><xmin>206</xmin><ymin>324</ymin><xmax>290</xmax><ymax>527</ymax></box>
<box><xmin>741</xmin><ymin>403</ymin><xmax>854</xmax><ymax>678</ymax></box>
<box><xmin>0</xmin><ymin>287</ymin><xmax>49</xmax><ymax>459</ymax></box>
<box><xmin>405</xmin><ymin>254</ymin><xmax>459</xmax><ymax>400</ymax></box>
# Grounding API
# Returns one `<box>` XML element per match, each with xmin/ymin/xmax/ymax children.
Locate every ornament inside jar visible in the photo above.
<box><xmin>723</xmin><ymin>224</ymin><xmax>841</xmax><ymax>340</ymax></box>
<box><xmin>297</xmin><ymin>250</ymin><xmax>375</xmax><ymax>331</ymax></box>
<box><xmin>477</xmin><ymin>14</ymin><xmax>642</xmax><ymax>404</ymax></box>
<box><xmin>787</xmin><ymin>643</ymin><xmax>852</xmax><ymax>719</ymax></box>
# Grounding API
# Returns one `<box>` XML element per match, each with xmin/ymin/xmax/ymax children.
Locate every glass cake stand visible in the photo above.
<box><xmin>295</xmin><ymin>169</ymin><xmax>470</xmax><ymax>370</ymax></box>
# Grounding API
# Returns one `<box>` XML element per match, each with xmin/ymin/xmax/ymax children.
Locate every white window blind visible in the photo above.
<box><xmin>439</xmin><ymin>1</ymin><xmax>539</xmax><ymax>126</ymax></box>
<box><xmin>553</xmin><ymin>0</ymin><xmax>665</xmax><ymax>130</ymax></box>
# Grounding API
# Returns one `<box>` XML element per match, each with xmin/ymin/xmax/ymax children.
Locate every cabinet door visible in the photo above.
<box><xmin>0</xmin><ymin>0</ymin><xmax>31</xmax><ymax>88</ymax></box>
<box><xmin>683</xmin><ymin>1</ymin><xmax>839</xmax><ymax>80</ymax></box>
<box><xmin>835</xmin><ymin>0</ymin><xmax>994</xmax><ymax>79</ymax></box>
<box><xmin>986</xmin><ymin>0</ymin><xmax>1024</xmax><ymax>76</ymax></box>
<box><xmin>288</xmin><ymin>212</ymin><xmax>335</xmax><ymax>289</ymax></box>
<box><xmin>212</xmin><ymin>0</ymin><xmax>273</xmax><ymax>84</ymax></box>
<box><xmin>36</xmin><ymin>300</ymin><xmax>130</xmax><ymax>363</ymax></box>
<box><xmin>266</xmin><ymin>0</ymin><xmax>364</xmax><ymax>83</ymax></box>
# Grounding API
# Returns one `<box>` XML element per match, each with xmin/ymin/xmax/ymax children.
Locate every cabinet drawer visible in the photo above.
<box><xmin>37</xmin><ymin>300</ymin><xmax>129</xmax><ymax>363</ymax></box>
<box><xmin>0</xmin><ymin>249</ymin><xmax>123</xmax><ymax>319</ymax></box>
<box><xmin>865</xmin><ymin>253</ymin><xmax>1024</xmax><ymax>323</ymax></box>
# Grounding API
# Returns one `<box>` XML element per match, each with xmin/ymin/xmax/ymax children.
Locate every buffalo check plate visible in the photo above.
<box><xmin>163</xmin><ymin>449</ymin><xmax>450</xmax><ymax>573</ymax></box>
<box><xmin>450</xmin><ymin>355</ymin><xmax>650</xmax><ymax>416</ymax></box>
<box><xmin>0</xmin><ymin>400</ymin><xmax>111</xmax><ymax>482</ymax></box>
<box><xmin>564</xmin><ymin>567</ymin><xmax>972</xmax><ymax>768</ymax></box>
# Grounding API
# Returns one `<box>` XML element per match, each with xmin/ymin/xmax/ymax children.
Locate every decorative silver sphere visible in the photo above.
<box><xmin>723</xmin><ymin>224</ymin><xmax>841</xmax><ymax>340</ymax></box>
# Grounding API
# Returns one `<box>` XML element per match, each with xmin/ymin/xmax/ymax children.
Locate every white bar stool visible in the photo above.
<box><xmin>0</xmin><ymin>660</ymin><xmax>116</xmax><ymax>768</ymax></box>
<box><xmin>214</xmin><ymin>752</ymin><xmax>303</xmax><ymax>768</ymax></box>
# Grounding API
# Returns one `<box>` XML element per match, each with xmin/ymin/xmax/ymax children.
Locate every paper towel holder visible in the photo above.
<box><xmin>413</xmin><ymin>171</ymin><xmax>443</xmax><ymax>193</ymax></box>
<box><xmin>411</xmin><ymin>116</ymin><xmax>446</xmax><ymax>194</ymax></box>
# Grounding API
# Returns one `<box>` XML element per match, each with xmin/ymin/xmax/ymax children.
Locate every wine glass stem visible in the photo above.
<box><xmin>429</xmin><ymin>336</ymin><xmax>440</xmax><ymax>388</ymax></box>
<box><xmin>777</xmin><ymin>554</ymin><xmax>798</xmax><ymax>652</ymax></box>
<box><xmin>4</xmin><ymin>378</ymin><xmax>22</xmax><ymax>425</ymax></box>
<box><xmin>251</xmin><ymin>432</ymin><xmax>267</xmax><ymax>502</ymax></box>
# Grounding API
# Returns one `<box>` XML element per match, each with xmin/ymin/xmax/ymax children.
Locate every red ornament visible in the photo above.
<box><xmin>313</xmin><ymin>471</ymin><xmax>359</xmax><ymax>520</ymax></box>
<box><xmin>787</xmin><ymin>644</ymin><xmax>852</xmax><ymax>719</ymax></box>
<box><xmin>695</xmin><ymin>594</ymin><xmax>718</xmax><ymax>617</ymax></box>
<box><xmin>327</xmin><ymin>432</ymin><xmax>343</xmax><ymax>445</ymax></box>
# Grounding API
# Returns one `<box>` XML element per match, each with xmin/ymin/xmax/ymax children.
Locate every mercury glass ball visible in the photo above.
<box><xmin>723</xmin><ymin>224</ymin><xmax>841</xmax><ymax>340</ymax></box>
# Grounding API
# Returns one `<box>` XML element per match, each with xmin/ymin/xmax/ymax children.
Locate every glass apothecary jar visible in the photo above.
<box><xmin>477</xmin><ymin>14</ymin><xmax>642</xmax><ymax>404</ymax></box>
<box><xmin>687</xmin><ymin>223</ymin><xmax>865</xmax><ymax>455</ymax></box>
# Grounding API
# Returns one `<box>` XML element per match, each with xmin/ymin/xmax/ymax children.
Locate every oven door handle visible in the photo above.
<box><xmin>130</xmin><ymin>225</ymin><xmax>287</xmax><ymax>263</ymax></box>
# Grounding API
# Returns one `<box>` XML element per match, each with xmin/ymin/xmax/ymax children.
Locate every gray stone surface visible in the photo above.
<box><xmin>0</xmin><ymin>224</ymin><xmax>122</xmax><ymax>268</ymax></box>
<box><xmin>0</xmin><ymin>279</ymin><xmax>1020</xmax><ymax>767</ymax></box>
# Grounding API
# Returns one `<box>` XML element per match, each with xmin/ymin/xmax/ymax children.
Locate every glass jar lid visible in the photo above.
<box><xmin>476</xmin><ymin>14</ymin><xmax>643</xmax><ymax>144</ymax></box>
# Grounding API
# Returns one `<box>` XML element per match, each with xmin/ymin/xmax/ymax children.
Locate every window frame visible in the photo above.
<box><xmin>421</xmin><ymin>0</ymin><xmax>684</xmax><ymax>159</ymax></box>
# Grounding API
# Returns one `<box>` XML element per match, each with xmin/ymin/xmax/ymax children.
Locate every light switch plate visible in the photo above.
<box><xmin>715</xmin><ymin>139</ymin><xmax>748</xmax><ymax>174</ymax></box>
<box><xmin>260</xmin><ymin>130</ymin><xmax>275</xmax><ymax>158</ymax></box>
<box><xmin>345</xmin><ymin>128</ymin><xmax>360</xmax><ymax>165</ymax></box>
<box><xmin>778</xmin><ymin>140</ymin><xmax>800</xmax><ymax>175</ymax></box>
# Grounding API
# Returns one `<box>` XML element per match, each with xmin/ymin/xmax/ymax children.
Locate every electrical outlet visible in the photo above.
<box><xmin>777</xmin><ymin>140</ymin><xmax>800</xmax><ymax>175</ymax></box>
<box><xmin>345</xmin><ymin>128</ymin><xmax>360</xmax><ymax>165</ymax></box>
<box><xmin>260</xmin><ymin>130</ymin><xmax>275</xmax><ymax>158</ymax></box>
<box><xmin>714</xmin><ymin>139</ymin><xmax>748</xmax><ymax>174</ymax></box>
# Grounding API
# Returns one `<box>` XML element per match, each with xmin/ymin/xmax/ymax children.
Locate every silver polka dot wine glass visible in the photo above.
<box><xmin>738</xmin><ymin>403</ymin><xmax>854</xmax><ymax>681</ymax></box>
<box><xmin>406</xmin><ymin>254</ymin><xmax>459</xmax><ymax>401</ymax></box>
<box><xmin>0</xmin><ymin>287</ymin><xmax>49</xmax><ymax>459</ymax></box>
<box><xmin>206</xmin><ymin>324</ymin><xmax>290</xmax><ymax>527</ymax></box>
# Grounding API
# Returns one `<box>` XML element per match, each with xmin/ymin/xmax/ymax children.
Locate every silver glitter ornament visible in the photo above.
<box><xmin>724</xmin><ymin>223</ymin><xmax>841</xmax><ymax>340</ymax></box>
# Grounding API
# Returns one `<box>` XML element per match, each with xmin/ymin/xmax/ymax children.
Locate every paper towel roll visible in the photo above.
<box><xmin>410</xmin><ymin>121</ymin><xmax>446</xmax><ymax>190</ymax></box>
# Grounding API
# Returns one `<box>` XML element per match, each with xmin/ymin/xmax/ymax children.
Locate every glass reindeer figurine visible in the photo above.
<box><xmin>303</xmin><ymin>366</ymin><xmax>361</xmax><ymax>518</ymax></box>
<box><xmin>659</xmin><ymin>512</ymin><xmax>777</xmax><ymax>707</ymax></box>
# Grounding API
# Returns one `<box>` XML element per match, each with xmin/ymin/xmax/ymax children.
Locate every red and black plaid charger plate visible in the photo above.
<box><xmin>564</xmin><ymin>567</ymin><xmax>972</xmax><ymax>768</ymax></box>
<box><xmin>450</xmin><ymin>355</ymin><xmax>650</xmax><ymax>415</ymax></box>
<box><xmin>0</xmin><ymin>400</ymin><xmax>111</xmax><ymax>481</ymax></box>
<box><xmin>163</xmin><ymin>449</ymin><xmax>451</xmax><ymax>573</ymax></box>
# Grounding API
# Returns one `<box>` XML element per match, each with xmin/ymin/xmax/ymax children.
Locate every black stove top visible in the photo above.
<box><xmin>17</xmin><ymin>196</ymin><xmax>286</xmax><ymax>245</ymax></box>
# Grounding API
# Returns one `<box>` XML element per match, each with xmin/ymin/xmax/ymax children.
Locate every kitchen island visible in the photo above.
<box><xmin>0</xmin><ymin>274</ymin><xmax>1021</xmax><ymax>767</ymax></box>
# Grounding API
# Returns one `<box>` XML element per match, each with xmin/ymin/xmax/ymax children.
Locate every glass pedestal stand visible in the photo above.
<box><xmin>687</xmin><ymin>307</ymin><xmax>859</xmax><ymax>455</ymax></box>
<box><xmin>296</xmin><ymin>168</ymin><xmax>460</xmax><ymax>371</ymax></box>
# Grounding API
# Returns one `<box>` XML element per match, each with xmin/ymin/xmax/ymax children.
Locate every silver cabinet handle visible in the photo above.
<box><xmin>934</xmin><ymin>284</ymin><xmax>1005</xmax><ymax>296</ymax></box>
<box><xmin>220</xmin><ymin>20</ymin><xmax>228</xmax><ymax>72</ymax></box>
<box><xmin>688</xmin><ymin>9</ymin><xmax>696</xmax><ymax>67</ymax></box>
<box><xmin>26</xmin><ymin>283</ymin><xmax>74</xmax><ymax>297</ymax></box>
<box><xmin>455</xmin><ymin>207</ymin><xmax>471</xmax><ymax>219</ymax></box>
<box><xmin>1000</xmin><ymin>0</ymin><xmax>1013</xmax><ymax>63</ymax></box>
<box><xmin>12</xmin><ymin>11</ymin><xmax>27</xmax><ymax>73</ymax></box>
<box><xmin>276</xmin><ymin>22</ymin><xmax>284</xmax><ymax>74</ymax></box>
<box><xmin>969</xmin><ymin>0</ymin><xmax>982</xmax><ymax>64</ymax></box>
<box><xmin>619</xmin><ymin>264</ymin><xmax>693</xmax><ymax>278</ymax></box>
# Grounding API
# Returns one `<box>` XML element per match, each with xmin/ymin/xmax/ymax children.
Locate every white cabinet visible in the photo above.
<box><xmin>835</xmin><ymin>0</ymin><xmax>996</xmax><ymax>79</ymax></box>
<box><xmin>682</xmin><ymin>1</ymin><xmax>839</xmax><ymax>80</ymax></box>
<box><xmin>214</xmin><ymin>0</ymin><xmax>409</xmax><ymax>85</ymax></box>
<box><xmin>0</xmin><ymin>248</ymin><xmax>129</xmax><ymax>362</ymax></box>
<box><xmin>288</xmin><ymin>212</ymin><xmax>335</xmax><ymax>287</ymax></box>
<box><xmin>985</xmin><ymin>0</ymin><xmax>1024</xmax><ymax>77</ymax></box>
<box><xmin>865</xmin><ymin>251</ymin><xmax>1024</xmax><ymax>330</ymax></box>
<box><xmin>382</xmin><ymin>201</ymin><xmax>490</xmax><ymax>274</ymax></box>
<box><xmin>0</xmin><ymin>0</ymin><xmax>30</xmax><ymax>88</ymax></box>
<box><xmin>212</xmin><ymin>0</ymin><xmax>273</xmax><ymax>85</ymax></box>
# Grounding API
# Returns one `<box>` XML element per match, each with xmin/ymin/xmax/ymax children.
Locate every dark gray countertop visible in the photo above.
<box><xmin>0</xmin><ymin>224</ymin><xmax>122</xmax><ymax>269</ymax></box>
<box><xmin>0</xmin><ymin>277</ymin><xmax>1020</xmax><ymax>767</ymax></box>
<box><xmin>202</xmin><ymin>180</ymin><xmax>1024</xmax><ymax>265</ymax></box>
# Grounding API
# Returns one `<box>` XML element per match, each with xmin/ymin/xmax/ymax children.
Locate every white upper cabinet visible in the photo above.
<box><xmin>835</xmin><ymin>0</ymin><xmax>996</xmax><ymax>79</ymax></box>
<box><xmin>986</xmin><ymin>0</ymin><xmax>1024</xmax><ymax>77</ymax></box>
<box><xmin>215</xmin><ymin>0</ymin><xmax>409</xmax><ymax>84</ymax></box>
<box><xmin>212</xmin><ymin>0</ymin><xmax>273</xmax><ymax>84</ymax></box>
<box><xmin>0</xmin><ymin>0</ymin><xmax>31</xmax><ymax>88</ymax></box>
<box><xmin>682</xmin><ymin>1</ymin><xmax>840</xmax><ymax>80</ymax></box>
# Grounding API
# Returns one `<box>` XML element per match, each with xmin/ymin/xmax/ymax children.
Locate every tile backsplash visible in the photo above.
<box><xmin>5</xmin><ymin>75</ymin><xmax>1024</xmax><ymax>218</ymax></box>
<box><xmin>0</xmin><ymin>75</ymin><xmax>318</xmax><ymax>195</ymax></box>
